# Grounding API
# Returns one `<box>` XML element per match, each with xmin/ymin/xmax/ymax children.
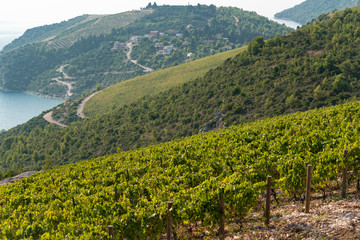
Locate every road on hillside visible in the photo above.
<box><xmin>77</xmin><ymin>91</ymin><xmax>102</xmax><ymax>119</ymax></box>
<box><xmin>43</xmin><ymin>111</ymin><xmax>67</xmax><ymax>127</ymax></box>
<box><xmin>52</xmin><ymin>65</ymin><xmax>75</xmax><ymax>98</ymax></box>
<box><xmin>126</xmin><ymin>42</ymin><xmax>154</xmax><ymax>73</ymax></box>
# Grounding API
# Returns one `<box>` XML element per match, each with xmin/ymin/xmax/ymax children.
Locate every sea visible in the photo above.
<box><xmin>0</xmin><ymin>91</ymin><xmax>63</xmax><ymax>130</ymax></box>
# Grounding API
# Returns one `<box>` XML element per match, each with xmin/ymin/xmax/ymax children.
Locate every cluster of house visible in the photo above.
<box><xmin>111</xmin><ymin>30</ymin><xmax>183</xmax><ymax>56</ymax></box>
<box><xmin>111</xmin><ymin>25</ymin><xmax>232</xmax><ymax>56</ymax></box>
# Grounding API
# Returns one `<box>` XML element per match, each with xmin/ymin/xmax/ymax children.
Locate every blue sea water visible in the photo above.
<box><xmin>0</xmin><ymin>91</ymin><xmax>63</xmax><ymax>130</ymax></box>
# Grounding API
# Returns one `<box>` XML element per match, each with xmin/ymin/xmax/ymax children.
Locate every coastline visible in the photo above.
<box><xmin>26</xmin><ymin>90</ymin><xmax>66</xmax><ymax>101</ymax></box>
<box><xmin>0</xmin><ymin>87</ymin><xmax>66</xmax><ymax>101</ymax></box>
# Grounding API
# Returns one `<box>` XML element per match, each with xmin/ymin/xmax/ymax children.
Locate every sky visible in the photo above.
<box><xmin>0</xmin><ymin>0</ymin><xmax>305</xmax><ymax>48</ymax></box>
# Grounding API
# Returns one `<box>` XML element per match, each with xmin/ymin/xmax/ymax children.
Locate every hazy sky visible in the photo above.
<box><xmin>0</xmin><ymin>0</ymin><xmax>304</xmax><ymax>29</ymax></box>
<box><xmin>0</xmin><ymin>0</ymin><xmax>305</xmax><ymax>47</ymax></box>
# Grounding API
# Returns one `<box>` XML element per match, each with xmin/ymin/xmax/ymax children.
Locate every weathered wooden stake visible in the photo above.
<box><xmin>108</xmin><ymin>225</ymin><xmax>114</xmax><ymax>238</ymax></box>
<box><xmin>219</xmin><ymin>187</ymin><xmax>225</xmax><ymax>239</ymax></box>
<box><xmin>357</xmin><ymin>172</ymin><xmax>360</xmax><ymax>192</ymax></box>
<box><xmin>29</xmin><ymin>213</ymin><xmax>33</xmax><ymax>224</ymax></box>
<box><xmin>167</xmin><ymin>201</ymin><xmax>173</xmax><ymax>240</ymax></box>
<box><xmin>355</xmin><ymin>164</ymin><xmax>360</xmax><ymax>192</ymax></box>
<box><xmin>265</xmin><ymin>176</ymin><xmax>272</xmax><ymax>226</ymax></box>
<box><xmin>114</xmin><ymin>186</ymin><xmax>118</xmax><ymax>201</ymax></box>
<box><xmin>342</xmin><ymin>167</ymin><xmax>347</xmax><ymax>198</ymax></box>
<box><xmin>72</xmin><ymin>197</ymin><xmax>76</xmax><ymax>207</ymax></box>
<box><xmin>342</xmin><ymin>149</ymin><xmax>348</xmax><ymax>198</ymax></box>
<box><xmin>305</xmin><ymin>165</ymin><xmax>313</xmax><ymax>213</ymax></box>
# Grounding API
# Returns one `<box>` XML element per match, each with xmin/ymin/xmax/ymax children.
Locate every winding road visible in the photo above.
<box><xmin>126</xmin><ymin>42</ymin><xmax>154</xmax><ymax>73</ymax></box>
<box><xmin>77</xmin><ymin>91</ymin><xmax>102</xmax><ymax>119</ymax></box>
<box><xmin>43</xmin><ymin>111</ymin><xmax>67</xmax><ymax>127</ymax></box>
<box><xmin>43</xmin><ymin>64</ymin><xmax>75</xmax><ymax>127</ymax></box>
<box><xmin>44</xmin><ymin>37</ymin><xmax>155</xmax><ymax>125</ymax></box>
<box><xmin>52</xmin><ymin>65</ymin><xmax>74</xmax><ymax>97</ymax></box>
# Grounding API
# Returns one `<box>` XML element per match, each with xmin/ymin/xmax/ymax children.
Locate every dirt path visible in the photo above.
<box><xmin>0</xmin><ymin>171</ymin><xmax>39</xmax><ymax>186</ymax></box>
<box><xmin>77</xmin><ymin>91</ymin><xmax>102</xmax><ymax>119</ymax></box>
<box><xmin>43</xmin><ymin>111</ymin><xmax>67</xmax><ymax>127</ymax></box>
<box><xmin>52</xmin><ymin>65</ymin><xmax>75</xmax><ymax>97</ymax></box>
<box><xmin>126</xmin><ymin>42</ymin><xmax>154</xmax><ymax>73</ymax></box>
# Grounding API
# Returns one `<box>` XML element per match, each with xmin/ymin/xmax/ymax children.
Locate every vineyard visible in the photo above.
<box><xmin>47</xmin><ymin>10</ymin><xmax>153</xmax><ymax>50</ymax></box>
<box><xmin>1</xmin><ymin>101</ymin><xmax>360</xmax><ymax>239</ymax></box>
<box><xmin>84</xmin><ymin>47</ymin><xmax>246</xmax><ymax>117</ymax></box>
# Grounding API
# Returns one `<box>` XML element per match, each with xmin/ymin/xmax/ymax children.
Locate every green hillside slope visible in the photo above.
<box><xmin>2</xmin><ymin>15</ymin><xmax>92</xmax><ymax>51</ymax></box>
<box><xmin>1</xmin><ymin>8</ymin><xmax>360</xmax><ymax>173</ymax></box>
<box><xmin>85</xmin><ymin>47</ymin><xmax>246</xmax><ymax>117</ymax></box>
<box><xmin>275</xmin><ymin>0</ymin><xmax>360</xmax><ymax>24</ymax></box>
<box><xmin>3</xmin><ymin>11</ymin><xmax>152</xmax><ymax>52</ymax></box>
<box><xmin>0</xmin><ymin>5</ymin><xmax>291</xmax><ymax>98</ymax></box>
<box><xmin>0</xmin><ymin>101</ymin><xmax>359</xmax><ymax>239</ymax></box>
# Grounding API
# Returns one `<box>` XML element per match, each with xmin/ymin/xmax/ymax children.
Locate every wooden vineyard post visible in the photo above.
<box><xmin>167</xmin><ymin>201</ymin><xmax>173</xmax><ymax>240</ymax></box>
<box><xmin>305</xmin><ymin>165</ymin><xmax>313</xmax><ymax>213</ymax></box>
<box><xmin>356</xmin><ymin>166</ymin><xmax>360</xmax><ymax>192</ymax></box>
<box><xmin>265</xmin><ymin>176</ymin><xmax>272</xmax><ymax>226</ymax></box>
<box><xmin>108</xmin><ymin>225</ymin><xmax>114</xmax><ymax>238</ymax></box>
<box><xmin>114</xmin><ymin>186</ymin><xmax>118</xmax><ymax>201</ymax></box>
<box><xmin>342</xmin><ymin>149</ymin><xmax>348</xmax><ymax>199</ymax></box>
<box><xmin>219</xmin><ymin>187</ymin><xmax>225</xmax><ymax>239</ymax></box>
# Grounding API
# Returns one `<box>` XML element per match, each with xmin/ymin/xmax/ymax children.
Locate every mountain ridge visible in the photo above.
<box><xmin>275</xmin><ymin>0</ymin><xmax>360</xmax><ymax>24</ymax></box>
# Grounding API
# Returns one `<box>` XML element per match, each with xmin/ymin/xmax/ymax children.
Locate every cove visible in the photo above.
<box><xmin>0</xmin><ymin>91</ymin><xmax>63</xmax><ymax>130</ymax></box>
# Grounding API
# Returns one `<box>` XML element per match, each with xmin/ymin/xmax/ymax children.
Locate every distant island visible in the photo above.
<box><xmin>275</xmin><ymin>0</ymin><xmax>360</xmax><ymax>25</ymax></box>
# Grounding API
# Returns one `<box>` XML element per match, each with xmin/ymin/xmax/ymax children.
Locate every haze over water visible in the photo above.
<box><xmin>0</xmin><ymin>92</ymin><xmax>63</xmax><ymax>130</ymax></box>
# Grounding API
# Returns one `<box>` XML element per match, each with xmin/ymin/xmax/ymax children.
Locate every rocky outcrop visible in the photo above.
<box><xmin>0</xmin><ymin>171</ymin><xmax>39</xmax><ymax>186</ymax></box>
<box><xmin>199</xmin><ymin>111</ymin><xmax>226</xmax><ymax>133</ymax></box>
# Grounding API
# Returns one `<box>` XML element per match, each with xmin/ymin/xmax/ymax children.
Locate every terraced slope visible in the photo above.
<box><xmin>47</xmin><ymin>10</ymin><xmax>153</xmax><ymax>49</ymax></box>
<box><xmin>3</xmin><ymin>10</ymin><xmax>152</xmax><ymax>51</ymax></box>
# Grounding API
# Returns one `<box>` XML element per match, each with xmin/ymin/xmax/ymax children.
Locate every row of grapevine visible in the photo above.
<box><xmin>1</xmin><ymin>101</ymin><xmax>360</xmax><ymax>239</ymax></box>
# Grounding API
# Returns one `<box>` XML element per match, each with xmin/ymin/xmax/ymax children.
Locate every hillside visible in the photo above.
<box><xmin>275</xmin><ymin>0</ymin><xmax>360</xmax><ymax>24</ymax></box>
<box><xmin>84</xmin><ymin>47</ymin><xmax>246</xmax><ymax>117</ymax></box>
<box><xmin>48</xmin><ymin>47</ymin><xmax>245</xmax><ymax>125</ymax></box>
<box><xmin>1</xmin><ymin>8</ymin><xmax>360</xmax><ymax>173</ymax></box>
<box><xmin>0</xmin><ymin>5</ymin><xmax>291</xmax><ymax>99</ymax></box>
<box><xmin>0</xmin><ymin>101</ymin><xmax>359</xmax><ymax>239</ymax></box>
<box><xmin>2</xmin><ymin>11</ymin><xmax>152</xmax><ymax>52</ymax></box>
